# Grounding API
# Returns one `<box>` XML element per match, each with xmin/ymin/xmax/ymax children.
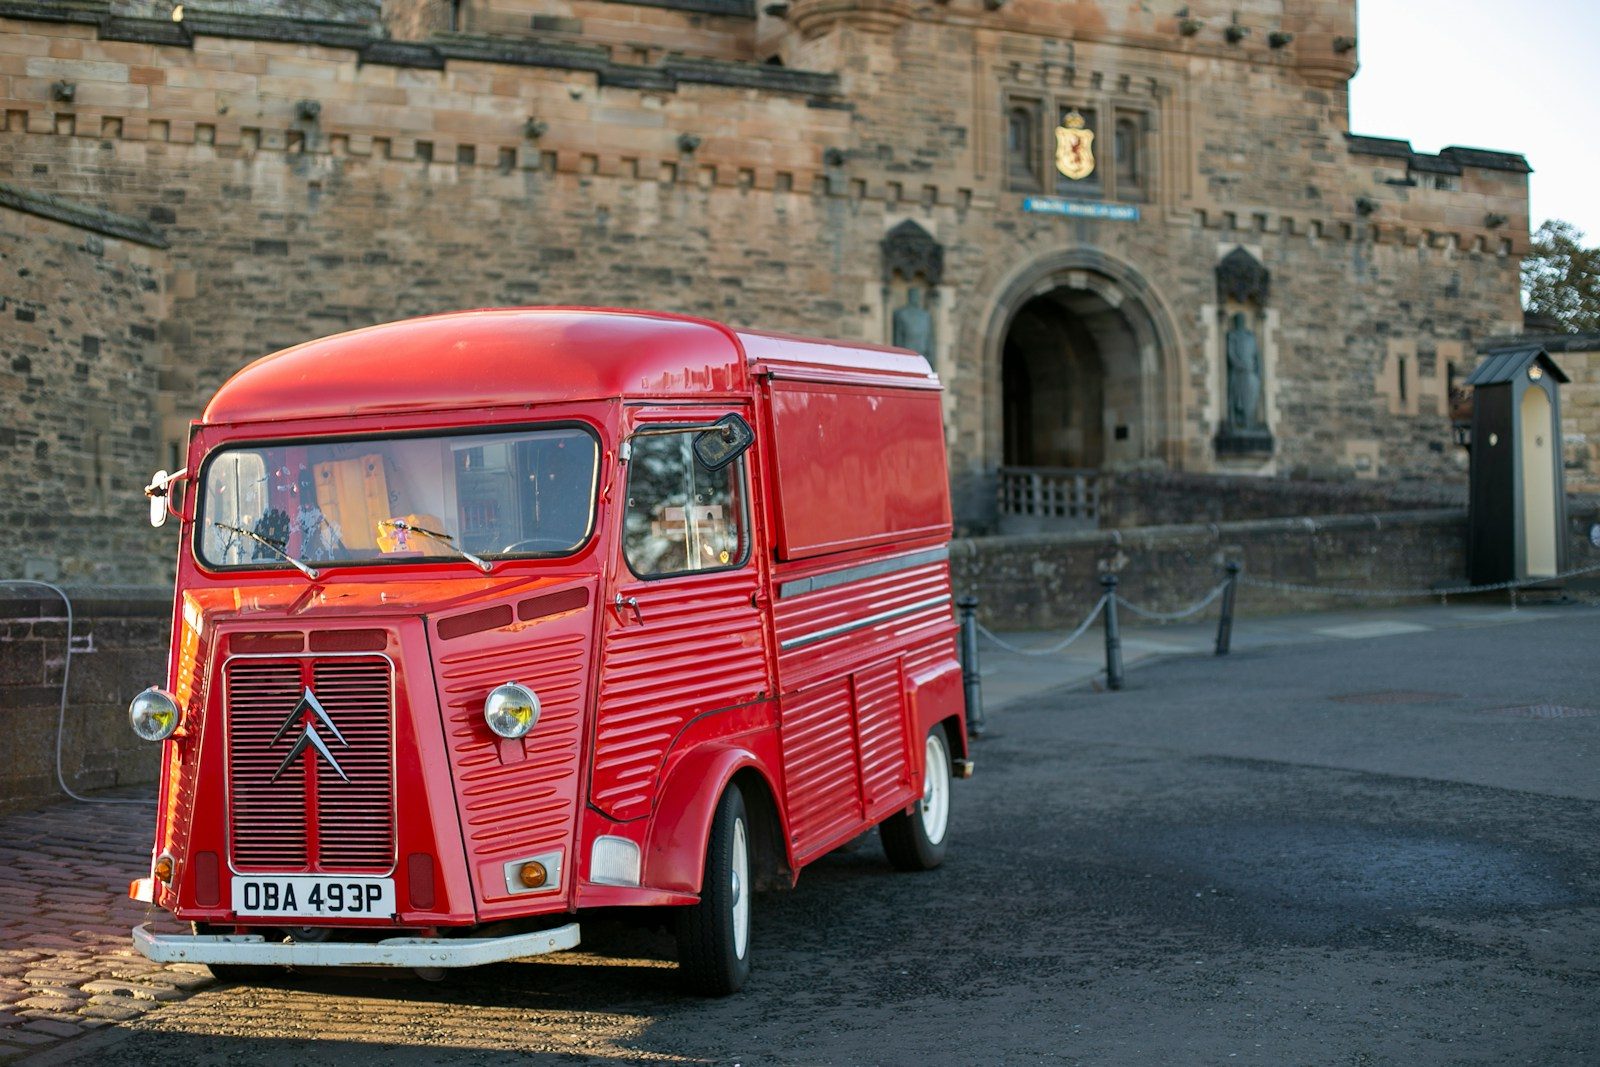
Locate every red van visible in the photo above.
<box><xmin>129</xmin><ymin>307</ymin><xmax>970</xmax><ymax>994</ymax></box>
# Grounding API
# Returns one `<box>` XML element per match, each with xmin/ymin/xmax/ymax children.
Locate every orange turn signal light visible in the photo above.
<box><xmin>517</xmin><ymin>861</ymin><xmax>548</xmax><ymax>889</ymax></box>
<box><xmin>153</xmin><ymin>854</ymin><xmax>175</xmax><ymax>883</ymax></box>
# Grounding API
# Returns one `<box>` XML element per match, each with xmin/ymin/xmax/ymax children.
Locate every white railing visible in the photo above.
<box><xmin>997</xmin><ymin>467</ymin><xmax>1100</xmax><ymax>532</ymax></box>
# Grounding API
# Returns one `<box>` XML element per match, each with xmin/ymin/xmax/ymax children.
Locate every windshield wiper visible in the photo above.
<box><xmin>377</xmin><ymin>519</ymin><xmax>493</xmax><ymax>574</ymax></box>
<box><xmin>209</xmin><ymin>521</ymin><xmax>321</xmax><ymax>580</ymax></box>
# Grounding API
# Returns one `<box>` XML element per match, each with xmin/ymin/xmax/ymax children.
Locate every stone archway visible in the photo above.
<box><xmin>980</xmin><ymin>249</ymin><xmax>1185</xmax><ymax>530</ymax></box>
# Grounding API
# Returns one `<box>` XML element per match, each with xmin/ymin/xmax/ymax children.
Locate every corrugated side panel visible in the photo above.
<box><xmin>592</xmin><ymin>568</ymin><xmax>767</xmax><ymax>821</ymax></box>
<box><xmin>435</xmin><ymin>612</ymin><xmax>591</xmax><ymax>868</ymax></box>
<box><xmin>779</xmin><ymin>677</ymin><xmax>863</xmax><ymax>855</ymax></box>
<box><xmin>163</xmin><ymin>614</ymin><xmax>210</xmax><ymax>882</ymax></box>
<box><xmin>774</xmin><ymin>559</ymin><xmax>952</xmax><ymax>679</ymax></box>
<box><xmin>852</xmin><ymin>660</ymin><xmax>911</xmax><ymax>820</ymax></box>
<box><xmin>901</xmin><ymin>637</ymin><xmax>958</xmax><ymax>684</ymax></box>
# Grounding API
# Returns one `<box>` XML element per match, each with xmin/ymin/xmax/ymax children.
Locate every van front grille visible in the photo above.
<box><xmin>226</xmin><ymin>654</ymin><xmax>395</xmax><ymax>873</ymax></box>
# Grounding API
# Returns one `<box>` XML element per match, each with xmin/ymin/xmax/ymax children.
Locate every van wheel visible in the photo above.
<box><xmin>675</xmin><ymin>784</ymin><xmax>752</xmax><ymax>996</ymax></box>
<box><xmin>880</xmin><ymin>727</ymin><xmax>952</xmax><ymax>871</ymax></box>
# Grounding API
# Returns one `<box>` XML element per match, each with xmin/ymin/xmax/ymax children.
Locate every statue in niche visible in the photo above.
<box><xmin>1225</xmin><ymin>311</ymin><xmax>1264</xmax><ymax>431</ymax></box>
<box><xmin>892</xmin><ymin>285</ymin><xmax>935</xmax><ymax>365</ymax></box>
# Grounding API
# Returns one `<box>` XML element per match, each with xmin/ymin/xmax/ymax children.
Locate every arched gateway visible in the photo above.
<box><xmin>981</xmin><ymin>250</ymin><xmax>1185</xmax><ymax>532</ymax></box>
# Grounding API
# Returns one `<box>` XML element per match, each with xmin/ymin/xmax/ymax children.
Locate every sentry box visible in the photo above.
<box><xmin>129</xmin><ymin>308</ymin><xmax>971</xmax><ymax>994</ymax></box>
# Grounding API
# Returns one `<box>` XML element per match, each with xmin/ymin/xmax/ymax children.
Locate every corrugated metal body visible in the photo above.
<box><xmin>778</xmin><ymin>678</ymin><xmax>863</xmax><ymax>855</ymax></box>
<box><xmin>773</xmin><ymin>556</ymin><xmax>952</xmax><ymax>677</ymax></box>
<box><xmin>851</xmin><ymin>659</ymin><xmax>911</xmax><ymax>822</ymax></box>
<box><xmin>162</xmin><ymin>605</ymin><xmax>210</xmax><ymax>881</ymax></box>
<box><xmin>773</xmin><ymin>552</ymin><xmax>955</xmax><ymax>857</ymax></box>
<box><xmin>433</xmin><ymin>601</ymin><xmax>592</xmax><ymax>880</ymax></box>
<box><xmin>592</xmin><ymin>568</ymin><xmax>768</xmax><ymax>821</ymax></box>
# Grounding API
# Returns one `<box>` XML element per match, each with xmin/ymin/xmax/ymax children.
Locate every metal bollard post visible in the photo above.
<box><xmin>956</xmin><ymin>594</ymin><xmax>986</xmax><ymax>738</ymax></box>
<box><xmin>1099</xmin><ymin>574</ymin><xmax>1124</xmax><ymax>691</ymax></box>
<box><xmin>1215</xmin><ymin>561</ymin><xmax>1241</xmax><ymax>656</ymax></box>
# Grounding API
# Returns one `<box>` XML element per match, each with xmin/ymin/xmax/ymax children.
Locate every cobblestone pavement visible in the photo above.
<box><xmin>0</xmin><ymin>794</ymin><xmax>206</xmax><ymax>1062</ymax></box>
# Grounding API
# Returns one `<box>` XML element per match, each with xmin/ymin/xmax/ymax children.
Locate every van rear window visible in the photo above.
<box><xmin>197</xmin><ymin>427</ymin><xmax>598</xmax><ymax>570</ymax></box>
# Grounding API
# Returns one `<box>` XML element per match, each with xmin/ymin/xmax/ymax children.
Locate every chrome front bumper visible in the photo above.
<box><xmin>132</xmin><ymin>922</ymin><xmax>581</xmax><ymax>968</ymax></box>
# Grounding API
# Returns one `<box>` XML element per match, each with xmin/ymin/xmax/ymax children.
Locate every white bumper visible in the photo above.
<box><xmin>132</xmin><ymin>922</ymin><xmax>581</xmax><ymax>968</ymax></box>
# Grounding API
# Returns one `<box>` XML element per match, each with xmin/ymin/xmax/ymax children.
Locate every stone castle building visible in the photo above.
<box><xmin>0</xmin><ymin>0</ymin><xmax>1536</xmax><ymax>584</ymax></box>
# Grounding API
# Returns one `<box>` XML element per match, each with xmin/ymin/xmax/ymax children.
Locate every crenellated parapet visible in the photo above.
<box><xmin>0</xmin><ymin>0</ymin><xmax>1533</xmax><ymax>519</ymax></box>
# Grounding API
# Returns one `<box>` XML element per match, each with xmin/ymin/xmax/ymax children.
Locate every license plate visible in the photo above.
<box><xmin>232</xmin><ymin>876</ymin><xmax>395</xmax><ymax>919</ymax></box>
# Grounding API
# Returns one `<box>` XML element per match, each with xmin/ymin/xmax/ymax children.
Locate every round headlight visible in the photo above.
<box><xmin>484</xmin><ymin>683</ymin><xmax>540</xmax><ymax>739</ymax></box>
<box><xmin>129</xmin><ymin>687</ymin><xmax>181</xmax><ymax>742</ymax></box>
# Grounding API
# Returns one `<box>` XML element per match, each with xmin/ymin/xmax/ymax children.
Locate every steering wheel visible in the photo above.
<box><xmin>499</xmin><ymin>537</ymin><xmax>576</xmax><ymax>554</ymax></box>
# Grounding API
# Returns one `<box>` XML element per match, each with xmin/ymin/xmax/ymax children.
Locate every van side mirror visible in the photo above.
<box><xmin>693</xmin><ymin>414</ymin><xmax>755</xmax><ymax>472</ymax></box>
<box><xmin>144</xmin><ymin>468</ymin><xmax>187</xmax><ymax>528</ymax></box>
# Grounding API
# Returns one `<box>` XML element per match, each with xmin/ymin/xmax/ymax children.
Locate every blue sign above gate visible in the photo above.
<box><xmin>1022</xmin><ymin>197</ymin><xmax>1140</xmax><ymax>222</ymax></box>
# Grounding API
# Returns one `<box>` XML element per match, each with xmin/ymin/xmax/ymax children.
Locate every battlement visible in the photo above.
<box><xmin>0</xmin><ymin>1</ymin><xmax>1528</xmax><ymax>255</ymax></box>
<box><xmin>113</xmin><ymin>0</ymin><xmax>380</xmax><ymax>22</ymax></box>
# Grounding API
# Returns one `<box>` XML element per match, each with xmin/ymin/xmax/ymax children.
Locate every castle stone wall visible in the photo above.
<box><xmin>0</xmin><ymin>0</ymin><xmax>1538</xmax><ymax>579</ymax></box>
<box><xmin>0</xmin><ymin>190</ymin><xmax>173</xmax><ymax>586</ymax></box>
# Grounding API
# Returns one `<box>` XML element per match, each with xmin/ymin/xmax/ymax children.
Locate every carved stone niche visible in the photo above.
<box><xmin>1216</xmin><ymin>244</ymin><xmax>1269</xmax><ymax>306</ymax></box>
<box><xmin>1214</xmin><ymin>246</ymin><xmax>1273</xmax><ymax>457</ymax></box>
<box><xmin>880</xmin><ymin>219</ymin><xmax>944</xmax><ymax>286</ymax></box>
<box><xmin>881</xmin><ymin>220</ymin><xmax>944</xmax><ymax>366</ymax></box>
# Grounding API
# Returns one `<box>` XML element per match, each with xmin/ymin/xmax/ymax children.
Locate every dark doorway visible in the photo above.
<box><xmin>1000</xmin><ymin>289</ymin><xmax>1141</xmax><ymax>469</ymax></box>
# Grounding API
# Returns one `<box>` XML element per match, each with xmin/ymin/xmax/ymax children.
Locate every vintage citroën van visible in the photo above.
<box><xmin>128</xmin><ymin>307</ymin><xmax>970</xmax><ymax>994</ymax></box>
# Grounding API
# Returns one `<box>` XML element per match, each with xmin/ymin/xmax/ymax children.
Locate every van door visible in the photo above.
<box><xmin>589</xmin><ymin>412</ymin><xmax>773</xmax><ymax>824</ymax></box>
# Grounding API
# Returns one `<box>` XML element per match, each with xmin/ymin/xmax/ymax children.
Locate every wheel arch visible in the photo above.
<box><xmin>909</xmin><ymin>661</ymin><xmax>968</xmax><ymax>763</ymax></box>
<box><xmin>644</xmin><ymin>744</ymin><xmax>792</xmax><ymax>894</ymax></box>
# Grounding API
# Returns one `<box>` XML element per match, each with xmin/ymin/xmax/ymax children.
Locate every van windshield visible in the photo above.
<box><xmin>197</xmin><ymin>427</ymin><xmax>599</xmax><ymax>570</ymax></box>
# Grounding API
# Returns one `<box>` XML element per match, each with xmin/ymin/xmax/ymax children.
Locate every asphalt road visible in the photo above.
<box><xmin>39</xmin><ymin>609</ymin><xmax>1600</xmax><ymax>1066</ymax></box>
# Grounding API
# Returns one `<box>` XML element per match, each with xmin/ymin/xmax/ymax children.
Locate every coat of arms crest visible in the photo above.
<box><xmin>1054</xmin><ymin>110</ymin><xmax>1095</xmax><ymax>181</ymax></box>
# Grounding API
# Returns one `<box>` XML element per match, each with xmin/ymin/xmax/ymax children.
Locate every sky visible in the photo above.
<box><xmin>1348</xmin><ymin>0</ymin><xmax>1600</xmax><ymax>242</ymax></box>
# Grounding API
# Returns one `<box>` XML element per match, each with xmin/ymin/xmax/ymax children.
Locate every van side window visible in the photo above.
<box><xmin>623</xmin><ymin>430</ymin><xmax>749</xmax><ymax>578</ymax></box>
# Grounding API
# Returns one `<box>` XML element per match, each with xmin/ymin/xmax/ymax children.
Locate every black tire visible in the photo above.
<box><xmin>880</xmin><ymin>726</ymin><xmax>953</xmax><ymax>872</ymax></box>
<box><xmin>675</xmin><ymin>785</ymin><xmax>752</xmax><ymax>996</ymax></box>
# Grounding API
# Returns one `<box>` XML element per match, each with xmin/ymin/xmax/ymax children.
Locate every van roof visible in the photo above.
<box><xmin>201</xmin><ymin>307</ymin><xmax>937</xmax><ymax>425</ymax></box>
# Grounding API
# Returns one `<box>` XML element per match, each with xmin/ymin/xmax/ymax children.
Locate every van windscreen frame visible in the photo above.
<box><xmin>193</xmin><ymin>422</ymin><xmax>601</xmax><ymax>574</ymax></box>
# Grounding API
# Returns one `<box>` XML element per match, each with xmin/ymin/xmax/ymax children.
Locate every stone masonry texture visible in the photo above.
<box><xmin>0</xmin><ymin>594</ymin><xmax>170</xmax><ymax>813</ymax></box>
<box><xmin>0</xmin><ymin>0</ymin><xmax>1538</xmax><ymax>585</ymax></box>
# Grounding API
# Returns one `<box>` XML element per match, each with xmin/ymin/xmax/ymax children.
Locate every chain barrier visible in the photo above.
<box><xmin>957</xmin><ymin>554</ymin><xmax>1599</xmax><ymax>708</ymax></box>
<box><xmin>974</xmin><ymin>593</ymin><xmax>1109</xmax><ymax>656</ymax></box>
<box><xmin>1114</xmin><ymin>580</ymin><xmax>1232</xmax><ymax>622</ymax></box>
<box><xmin>1236</xmin><ymin>559</ymin><xmax>1600</xmax><ymax>600</ymax></box>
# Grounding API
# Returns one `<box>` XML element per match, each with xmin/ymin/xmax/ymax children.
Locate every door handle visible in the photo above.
<box><xmin>613</xmin><ymin>594</ymin><xmax>644</xmax><ymax>624</ymax></box>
